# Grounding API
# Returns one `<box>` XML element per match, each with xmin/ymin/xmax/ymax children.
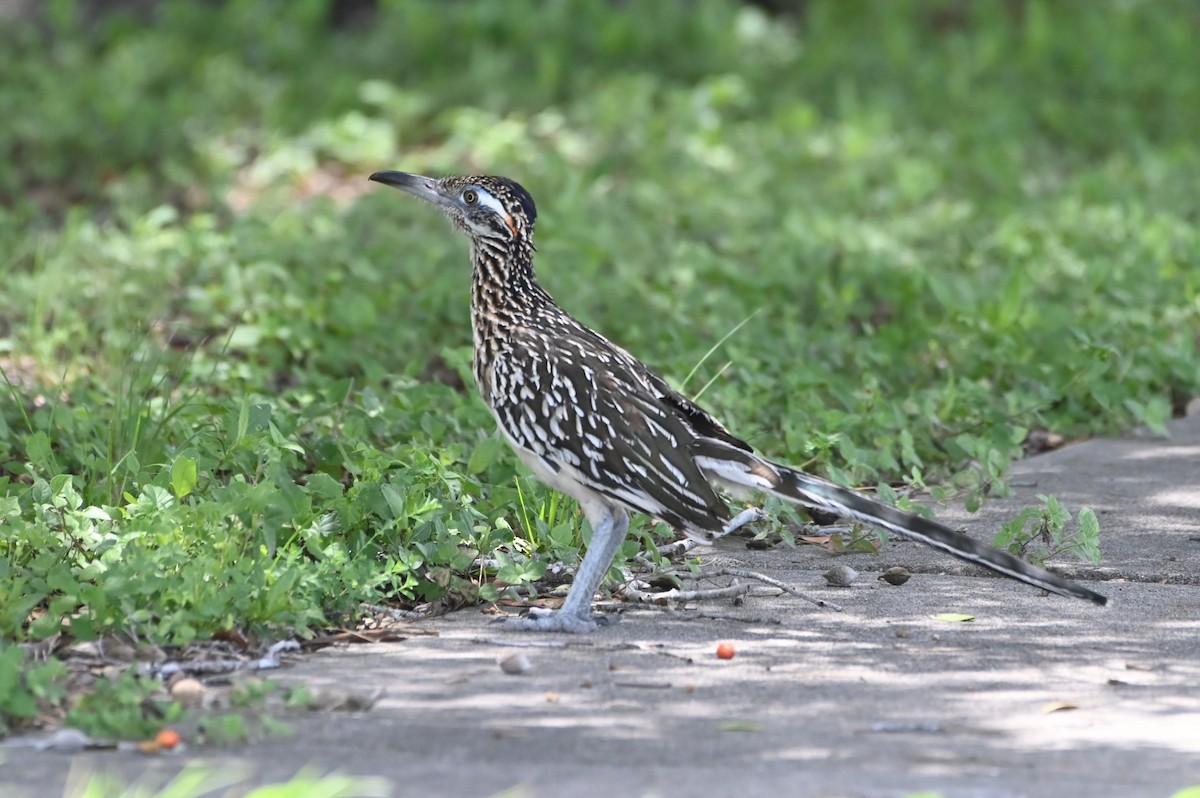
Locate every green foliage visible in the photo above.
<box><xmin>65</xmin><ymin>669</ymin><xmax>182</xmax><ymax>740</ymax></box>
<box><xmin>0</xmin><ymin>0</ymin><xmax>1197</xmax><ymax>659</ymax></box>
<box><xmin>65</xmin><ymin>763</ymin><xmax>391</xmax><ymax>798</ymax></box>
<box><xmin>0</xmin><ymin>644</ymin><xmax>68</xmax><ymax>735</ymax></box>
<box><xmin>992</xmin><ymin>495</ymin><xmax>1103</xmax><ymax>566</ymax></box>
<box><xmin>66</xmin><ymin>674</ymin><xmax>293</xmax><ymax>747</ymax></box>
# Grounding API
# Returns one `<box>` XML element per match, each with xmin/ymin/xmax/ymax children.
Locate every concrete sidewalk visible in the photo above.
<box><xmin>6</xmin><ymin>418</ymin><xmax>1200</xmax><ymax>798</ymax></box>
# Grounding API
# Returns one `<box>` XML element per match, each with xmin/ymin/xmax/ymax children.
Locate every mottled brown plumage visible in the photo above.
<box><xmin>369</xmin><ymin>170</ymin><xmax>1108</xmax><ymax>632</ymax></box>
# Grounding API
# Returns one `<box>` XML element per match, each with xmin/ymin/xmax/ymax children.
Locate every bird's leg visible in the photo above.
<box><xmin>504</xmin><ymin>508</ymin><xmax>630</xmax><ymax>633</ymax></box>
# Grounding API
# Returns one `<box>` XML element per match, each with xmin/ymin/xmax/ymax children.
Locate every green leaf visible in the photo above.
<box><xmin>467</xmin><ymin>436</ymin><xmax>507</xmax><ymax>475</ymax></box>
<box><xmin>304</xmin><ymin>472</ymin><xmax>345</xmax><ymax>502</ymax></box>
<box><xmin>170</xmin><ymin>455</ymin><xmax>198</xmax><ymax>499</ymax></box>
<box><xmin>23</xmin><ymin>431</ymin><xmax>55</xmax><ymax>472</ymax></box>
<box><xmin>1168</xmin><ymin>788</ymin><xmax>1200</xmax><ymax>798</ymax></box>
<box><xmin>380</xmin><ymin>484</ymin><xmax>406</xmax><ymax>520</ymax></box>
<box><xmin>0</xmin><ymin>496</ymin><xmax>19</xmax><ymax>518</ymax></box>
<box><xmin>134</xmin><ymin>485</ymin><xmax>174</xmax><ymax>514</ymax></box>
<box><xmin>1075</xmin><ymin>507</ymin><xmax>1103</xmax><ymax>564</ymax></box>
<box><xmin>1038</xmin><ymin>494</ymin><xmax>1070</xmax><ymax>530</ymax></box>
<box><xmin>1078</xmin><ymin>507</ymin><xmax>1100</xmax><ymax>542</ymax></box>
<box><xmin>934</xmin><ymin>613</ymin><xmax>975</xmax><ymax>623</ymax></box>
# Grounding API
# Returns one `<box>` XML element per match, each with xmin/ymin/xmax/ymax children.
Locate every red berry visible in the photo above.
<box><xmin>155</xmin><ymin>729</ymin><xmax>181</xmax><ymax>749</ymax></box>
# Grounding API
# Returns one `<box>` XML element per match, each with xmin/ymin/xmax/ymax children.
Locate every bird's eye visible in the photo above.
<box><xmin>462</xmin><ymin>189</ymin><xmax>479</xmax><ymax>205</ymax></box>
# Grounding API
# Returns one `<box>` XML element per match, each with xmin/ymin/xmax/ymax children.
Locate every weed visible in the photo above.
<box><xmin>0</xmin><ymin>644</ymin><xmax>68</xmax><ymax>735</ymax></box>
<box><xmin>65</xmin><ymin>669</ymin><xmax>182</xmax><ymax>741</ymax></box>
<box><xmin>992</xmin><ymin>495</ymin><xmax>1103</xmax><ymax>567</ymax></box>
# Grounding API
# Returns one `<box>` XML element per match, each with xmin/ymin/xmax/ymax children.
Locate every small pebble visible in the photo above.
<box><xmin>499</xmin><ymin>653</ymin><xmax>532</xmax><ymax>675</ymax></box>
<box><xmin>880</xmin><ymin>566</ymin><xmax>911</xmax><ymax>586</ymax></box>
<box><xmin>169</xmin><ymin>677</ymin><xmax>206</xmax><ymax>707</ymax></box>
<box><xmin>824</xmin><ymin>565</ymin><xmax>858</xmax><ymax>587</ymax></box>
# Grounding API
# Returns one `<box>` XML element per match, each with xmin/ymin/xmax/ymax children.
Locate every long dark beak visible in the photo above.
<box><xmin>368</xmin><ymin>171</ymin><xmax>451</xmax><ymax>209</ymax></box>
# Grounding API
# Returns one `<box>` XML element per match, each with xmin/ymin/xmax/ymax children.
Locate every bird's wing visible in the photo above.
<box><xmin>488</xmin><ymin>333</ymin><xmax>731</xmax><ymax>536</ymax></box>
<box><xmin>572</xmin><ymin>324</ymin><xmax>756</xmax><ymax>453</ymax></box>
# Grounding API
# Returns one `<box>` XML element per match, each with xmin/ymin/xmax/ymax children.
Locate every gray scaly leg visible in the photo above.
<box><xmin>505</xmin><ymin>508</ymin><xmax>630</xmax><ymax>633</ymax></box>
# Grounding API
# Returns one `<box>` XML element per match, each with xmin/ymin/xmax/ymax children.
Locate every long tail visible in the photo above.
<box><xmin>692</xmin><ymin>441</ymin><xmax>1107</xmax><ymax>606</ymax></box>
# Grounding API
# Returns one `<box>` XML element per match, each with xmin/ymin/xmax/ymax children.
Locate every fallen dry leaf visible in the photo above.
<box><xmin>933</xmin><ymin>613</ymin><xmax>975</xmax><ymax>623</ymax></box>
<box><xmin>213</xmin><ymin>629</ymin><xmax>253</xmax><ymax>650</ymax></box>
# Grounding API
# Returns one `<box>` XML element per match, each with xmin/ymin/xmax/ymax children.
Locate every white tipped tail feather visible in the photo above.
<box><xmin>692</xmin><ymin>439</ymin><xmax>1108</xmax><ymax>606</ymax></box>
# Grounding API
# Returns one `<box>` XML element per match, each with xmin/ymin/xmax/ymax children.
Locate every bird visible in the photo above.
<box><xmin>368</xmin><ymin>170</ymin><xmax>1108</xmax><ymax>632</ymax></box>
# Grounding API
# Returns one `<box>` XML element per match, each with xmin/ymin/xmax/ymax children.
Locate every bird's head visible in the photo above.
<box><xmin>369</xmin><ymin>171</ymin><xmax>537</xmax><ymax>247</ymax></box>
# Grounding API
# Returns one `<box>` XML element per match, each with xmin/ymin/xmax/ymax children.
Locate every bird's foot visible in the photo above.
<box><xmin>499</xmin><ymin>606</ymin><xmax>620</xmax><ymax>633</ymax></box>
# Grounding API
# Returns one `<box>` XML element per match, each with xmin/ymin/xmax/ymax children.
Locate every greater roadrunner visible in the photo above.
<box><xmin>369</xmin><ymin>171</ymin><xmax>1108</xmax><ymax>632</ymax></box>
